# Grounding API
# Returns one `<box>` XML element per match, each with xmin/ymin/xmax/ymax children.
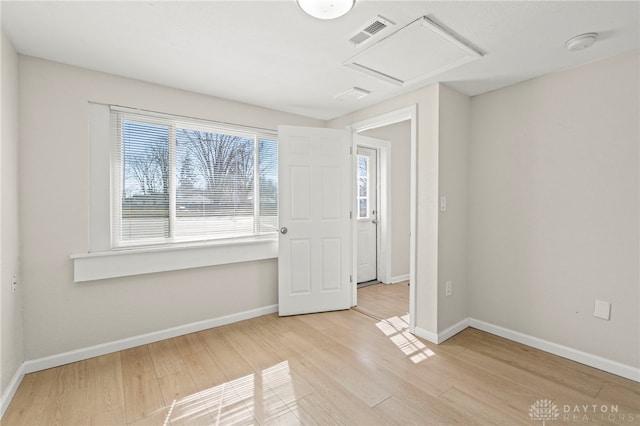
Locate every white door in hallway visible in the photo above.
<box><xmin>356</xmin><ymin>145</ymin><xmax>378</xmax><ymax>283</ymax></box>
<box><xmin>277</xmin><ymin>125</ymin><xmax>353</xmax><ymax>316</ymax></box>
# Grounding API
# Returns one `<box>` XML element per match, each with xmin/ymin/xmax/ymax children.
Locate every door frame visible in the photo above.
<box><xmin>347</xmin><ymin>105</ymin><xmax>417</xmax><ymax>333</ymax></box>
<box><xmin>354</xmin><ymin>138</ymin><xmax>389</xmax><ymax>285</ymax></box>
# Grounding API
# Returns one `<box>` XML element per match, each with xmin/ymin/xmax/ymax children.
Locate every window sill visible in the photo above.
<box><xmin>71</xmin><ymin>236</ymin><xmax>278</xmax><ymax>282</ymax></box>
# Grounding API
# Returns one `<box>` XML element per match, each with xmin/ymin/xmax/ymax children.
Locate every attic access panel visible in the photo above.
<box><xmin>344</xmin><ymin>16</ymin><xmax>483</xmax><ymax>86</ymax></box>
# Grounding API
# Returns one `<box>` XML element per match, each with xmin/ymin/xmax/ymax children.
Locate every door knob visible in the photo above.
<box><xmin>372</xmin><ymin>220</ymin><xmax>378</xmax><ymax>224</ymax></box>
<box><xmin>280</xmin><ymin>226</ymin><xmax>288</xmax><ymax>234</ymax></box>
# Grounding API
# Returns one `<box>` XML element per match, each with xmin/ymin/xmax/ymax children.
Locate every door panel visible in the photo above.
<box><xmin>290</xmin><ymin>166</ymin><xmax>311</xmax><ymax>219</ymax></box>
<box><xmin>278</xmin><ymin>126</ymin><xmax>352</xmax><ymax>316</ymax></box>
<box><xmin>290</xmin><ymin>239</ymin><xmax>311</xmax><ymax>294</ymax></box>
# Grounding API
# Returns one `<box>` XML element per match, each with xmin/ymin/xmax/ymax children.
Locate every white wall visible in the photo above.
<box><xmin>1</xmin><ymin>31</ymin><xmax>24</xmax><ymax>402</ymax></box>
<box><xmin>18</xmin><ymin>56</ymin><xmax>322</xmax><ymax>360</ymax></box>
<box><xmin>468</xmin><ymin>50</ymin><xmax>639</xmax><ymax>367</ymax></box>
<box><xmin>437</xmin><ymin>85</ymin><xmax>470</xmax><ymax>332</ymax></box>
<box><xmin>361</xmin><ymin>121</ymin><xmax>411</xmax><ymax>281</ymax></box>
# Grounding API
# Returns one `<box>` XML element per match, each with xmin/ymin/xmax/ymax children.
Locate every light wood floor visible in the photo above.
<box><xmin>355</xmin><ymin>281</ymin><xmax>410</xmax><ymax>320</ymax></box>
<box><xmin>3</xmin><ymin>283</ymin><xmax>639</xmax><ymax>425</ymax></box>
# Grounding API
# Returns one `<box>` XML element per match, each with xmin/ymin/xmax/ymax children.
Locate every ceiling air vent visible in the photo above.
<box><xmin>349</xmin><ymin>15</ymin><xmax>395</xmax><ymax>47</ymax></box>
<box><xmin>333</xmin><ymin>87</ymin><xmax>371</xmax><ymax>101</ymax></box>
<box><xmin>364</xmin><ymin>20</ymin><xmax>387</xmax><ymax>35</ymax></box>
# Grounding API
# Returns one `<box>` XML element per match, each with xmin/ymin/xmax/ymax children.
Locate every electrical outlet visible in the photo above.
<box><xmin>445</xmin><ymin>281</ymin><xmax>452</xmax><ymax>297</ymax></box>
<box><xmin>440</xmin><ymin>196</ymin><xmax>447</xmax><ymax>212</ymax></box>
<box><xmin>11</xmin><ymin>274</ymin><xmax>17</xmax><ymax>293</ymax></box>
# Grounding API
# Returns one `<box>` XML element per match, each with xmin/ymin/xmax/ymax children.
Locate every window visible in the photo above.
<box><xmin>357</xmin><ymin>154</ymin><xmax>369</xmax><ymax>219</ymax></box>
<box><xmin>111</xmin><ymin>107</ymin><xmax>278</xmax><ymax>248</ymax></box>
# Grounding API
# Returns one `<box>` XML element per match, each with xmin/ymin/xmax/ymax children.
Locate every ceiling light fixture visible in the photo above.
<box><xmin>565</xmin><ymin>33</ymin><xmax>598</xmax><ymax>52</ymax></box>
<box><xmin>297</xmin><ymin>0</ymin><xmax>355</xmax><ymax>20</ymax></box>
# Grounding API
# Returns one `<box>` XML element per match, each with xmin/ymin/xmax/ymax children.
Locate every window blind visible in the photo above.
<box><xmin>111</xmin><ymin>107</ymin><xmax>278</xmax><ymax>248</ymax></box>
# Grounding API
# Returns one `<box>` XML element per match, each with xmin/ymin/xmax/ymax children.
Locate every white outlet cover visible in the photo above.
<box><xmin>440</xmin><ymin>196</ymin><xmax>447</xmax><ymax>212</ymax></box>
<box><xmin>594</xmin><ymin>299</ymin><xmax>611</xmax><ymax>320</ymax></box>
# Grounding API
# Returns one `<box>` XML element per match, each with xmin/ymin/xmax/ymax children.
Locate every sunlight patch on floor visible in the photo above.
<box><xmin>162</xmin><ymin>361</ymin><xmax>299</xmax><ymax>425</ymax></box>
<box><xmin>376</xmin><ymin>314</ymin><xmax>435</xmax><ymax>363</ymax></box>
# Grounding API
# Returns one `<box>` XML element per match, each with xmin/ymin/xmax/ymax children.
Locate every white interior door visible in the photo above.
<box><xmin>278</xmin><ymin>125</ymin><xmax>353</xmax><ymax>316</ymax></box>
<box><xmin>356</xmin><ymin>146</ymin><xmax>378</xmax><ymax>283</ymax></box>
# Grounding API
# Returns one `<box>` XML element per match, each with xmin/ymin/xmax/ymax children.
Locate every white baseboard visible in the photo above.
<box><xmin>414</xmin><ymin>326</ymin><xmax>438</xmax><ymax>344</ymax></box>
<box><xmin>414</xmin><ymin>318</ymin><xmax>469</xmax><ymax>345</ymax></box>
<box><xmin>438</xmin><ymin>318</ymin><xmax>470</xmax><ymax>343</ymax></box>
<box><xmin>413</xmin><ymin>318</ymin><xmax>639</xmax><ymax>382</ymax></box>
<box><xmin>469</xmin><ymin>318</ymin><xmax>640</xmax><ymax>382</ymax></box>
<box><xmin>391</xmin><ymin>274</ymin><xmax>410</xmax><ymax>284</ymax></box>
<box><xmin>23</xmin><ymin>304</ymin><xmax>278</xmax><ymax>375</ymax></box>
<box><xmin>1</xmin><ymin>363</ymin><xmax>26</xmax><ymax>418</ymax></box>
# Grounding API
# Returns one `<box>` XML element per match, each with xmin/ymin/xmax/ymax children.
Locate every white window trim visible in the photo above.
<box><xmin>71</xmin><ymin>236</ymin><xmax>277</xmax><ymax>282</ymax></box>
<box><xmin>71</xmin><ymin>103</ymin><xmax>277</xmax><ymax>283</ymax></box>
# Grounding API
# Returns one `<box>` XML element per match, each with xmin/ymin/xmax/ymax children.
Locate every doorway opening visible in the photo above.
<box><xmin>356</xmin><ymin>145</ymin><xmax>379</xmax><ymax>286</ymax></box>
<box><xmin>349</xmin><ymin>105</ymin><xmax>417</xmax><ymax>333</ymax></box>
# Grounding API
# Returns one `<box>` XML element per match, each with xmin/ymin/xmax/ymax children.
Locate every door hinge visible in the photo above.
<box><xmin>350</xmin><ymin>211</ymin><xmax>353</xmax><ymax>219</ymax></box>
<box><xmin>350</xmin><ymin>275</ymin><xmax>353</xmax><ymax>283</ymax></box>
<box><xmin>349</xmin><ymin>146</ymin><xmax>353</xmax><ymax>155</ymax></box>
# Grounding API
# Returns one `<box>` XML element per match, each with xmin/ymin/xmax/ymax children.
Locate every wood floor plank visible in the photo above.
<box><xmin>42</xmin><ymin>386</ymin><xmax>91</xmax><ymax>426</ymax></box>
<box><xmin>236</xmin><ymin>375</ymin><xmax>298</xmax><ymax>425</ymax></box>
<box><xmin>285</xmin><ymin>354</ymin><xmax>389</xmax><ymax>425</ymax></box>
<box><xmin>90</xmin><ymin>407</ymin><xmax>127</xmax><ymax>425</ymax></box>
<box><xmin>441</xmin><ymin>384</ymin><xmax>541</xmax><ymax>425</ymax></box>
<box><xmin>126</xmin><ymin>409</ymin><xmax>170</xmax><ymax>426</ymax></box>
<box><xmin>596</xmin><ymin>381</ymin><xmax>640</xmax><ymax>413</ymax></box>
<box><xmin>85</xmin><ymin>352</ymin><xmax>125</xmax><ymax>420</ymax></box>
<box><xmin>1</xmin><ymin>368</ymin><xmax>59</xmax><ymax>425</ymax></box>
<box><xmin>374</xmin><ymin>394</ymin><xmax>471</xmax><ymax>426</ymax></box>
<box><xmin>261</xmin><ymin>361</ymin><xmax>315</xmax><ymax>409</ymax></box>
<box><xmin>277</xmin><ymin>325</ymin><xmax>338</xmax><ymax>357</ymax></box>
<box><xmin>203</xmin><ymin>382</ymin><xmax>258</xmax><ymax>426</ymax></box>
<box><xmin>308</xmin><ymin>309</ymin><xmax>408</xmax><ymax>362</ymax></box>
<box><xmin>222</xmin><ymin>319</ymin><xmax>289</xmax><ymax>372</ymax></box>
<box><xmin>454</xmin><ymin>343</ymin><xmax>609</xmax><ymax>406</ymax></box>
<box><xmin>172</xmin><ymin>332</ymin><xmax>207</xmax><ymax>359</ymax></box>
<box><xmin>290</xmin><ymin>392</ymin><xmax>352</xmax><ymax>426</ymax></box>
<box><xmin>157</xmin><ymin>370</ymin><xmax>212</xmax><ymax>425</ymax></box>
<box><xmin>47</xmin><ymin>359</ymin><xmax>87</xmax><ymax>393</ymax></box>
<box><xmin>182</xmin><ymin>348</ymin><xmax>228</xmax><ymax>392</ymax></box>
<box><xmin>199</xmin><ymin>326</ymin><xmax>256</xmax><ymax>381</ymax></box>
<box><xmin>148</xmin><ymin>338</ymin><xmax>187</xmax><ymax>378</ymax></box>
<box><xmin>120</xmin><ymin>345</ymin><xmax>168</xmax><ymax>424</ymax></box>
<box><xmin>23</xmin><ymin>362</ymin><xmax>92</xmax><ymax>426</ymax></box>
<box><xmin>357</xmin><ymin>282</ymin><xmax>410</xmax><ymax>319</ymax></box>
<box><xmin>220</xmin><ymin>317</ymin><xmax>317</xmax><ymax>409</ymax></box>
<box><xmin>453</xmin><ymin>327</ymin><xmax>606</xmax><ymax>397</ymax></box>
<box><xmin>283</xmin><ymin>327</ymin><xmax>393</xmax><ymax>408</ymax></box>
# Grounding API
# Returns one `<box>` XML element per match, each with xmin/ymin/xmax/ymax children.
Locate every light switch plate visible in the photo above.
<box><xmin>594</xmin><ymin>299</ymin><xmax>611</xmax><ymax>320</ymax></box>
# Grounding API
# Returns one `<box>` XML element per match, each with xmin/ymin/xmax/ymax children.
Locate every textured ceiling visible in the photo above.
<box><xmin>2</xmin><ymin>1</ymin><xmax>639</xmax><ymax>120</ymax></box>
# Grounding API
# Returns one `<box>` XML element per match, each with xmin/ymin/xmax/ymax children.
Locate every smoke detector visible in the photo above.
<box><xmin>565</xmin><ymin>33</ymin><xmax>598</xmax><ymax>52</ymax></box>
